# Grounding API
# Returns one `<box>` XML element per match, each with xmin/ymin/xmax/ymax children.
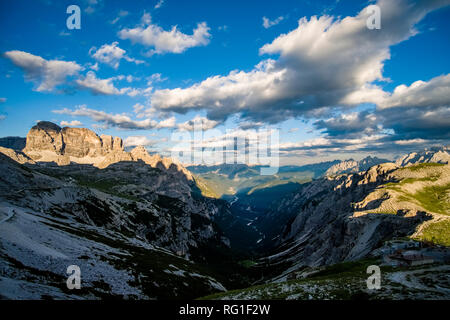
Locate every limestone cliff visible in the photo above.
<box><xmin>20</xmin><ymin>121</ymin><xmax>191</xmax><ymax>179</ymax></box>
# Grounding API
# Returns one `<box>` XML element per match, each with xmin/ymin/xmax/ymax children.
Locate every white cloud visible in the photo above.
<box><xmin>150</xmin><ymin>0</ymin><xmax>449</xmax><ymax>125</ymax></box>
<box><xmin>75</xmin><ymin>71</ymin><xmax>147</xmax><ymax>97</ymax></box>
<box><xmin>89</xmin><ymin>42</ymin><xmax>144</xmax><ymax>69</ymax></box>
<box><xmin>118</xmin><ymin>13</ymin><xmax>211</xmax><ymax>54</ymax></box>
<box><xmin>85</xmin><ymin>6</ymin><xmax>95</xmax><ymax>14</ymax></box>
<box><xmin>151</xmin><ymin>59</ymin><xmax>287</xmax><ymax>121</ymax></box>
<box><xmin>4</xmin><ymin>50</ymin><xmax>82</xmax><ymax>92</ymax></box>
<box><xmin>133</xmin><ymin>103</ymin><xmax>146</xmax><ymax>114</ymax></box>
<box><xmin>154</xmin><ymin>0</ymin><xmax>164</xmax><ymax>9</ymax></box>
<box><xmin>84</xmin><ymin>0</ymin><xmax>101</xmax><ymax>15</ymax></box>
<box><xmin>53</xmin><ymin>105</ymin><xmax>176</xmax><ymax>130</ymax></box>
<box><xmin>147</xmin><ymin>73</ymin><xmax>167</xmax><ymax>85</ymax></box>
<box><xmin>76</xmin><ymin>71</ymin><xmax>121</xmax><ymax>95</ymax></box>
<box><xmin>177</xmin><ymin>115</ymin><xmax>219</xmax><ymax>131</ymax></box>
<box><xmin>262</xmin><ymin>16</ymin><xmax>284</xmax><ymax>29</ymax></box>
<box><xmin>394</xmin><ymin>139</ymin><xmax>427</xmax><ymax>145</ymax></box>
<box><xmin>111</xmin><ymin>9</ymin><xmax>129</xmax><ymax>24</ymax></box>
<box><xmin>60</xmin><ymin>120</ymin><xmax>83</xmax><ymax>127</ymax></box>
<box><xmin>124</xmin><ymin>136</ymin><xmax>158</xmax><ymax>147</ymax></box>
<box><xmin>0</xmin><ymin>115</ymin><xmax>5</xmax><ymax>121</ymax></box>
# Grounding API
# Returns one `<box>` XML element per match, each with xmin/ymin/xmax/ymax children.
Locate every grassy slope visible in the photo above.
<box><xmin>415</xmin><ymin>219</ymin><xmax>450</xmax><ymax>246</ymax></box>
<box><xmin>200</xmin><ymin>259</ymin><xmax>379</xmax><ymax>300</ymax></box>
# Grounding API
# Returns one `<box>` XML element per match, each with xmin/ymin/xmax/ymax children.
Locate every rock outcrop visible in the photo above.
<box><xmin>19</xmin><ymin>121</ymin><xmax>192</xmax><ymax>179</ymax></box>
<box><xmin>23</xmin><ymin>121</ymin><xmax>124</xmax><ymax>161</ymax></box>
<box><xmin>23</xmin><ymin>121</ymin><xmax>65</xmax><ymax>156</ymax></box>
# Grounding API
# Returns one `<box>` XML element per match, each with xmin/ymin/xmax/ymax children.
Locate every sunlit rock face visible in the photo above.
<box><xmin>19</xmin><ymin>121</ymin><xmax>192</xmax><ymax>179</ymax></box>
<box><xmin>23</xmin><ymin>121</ymin><xmax>65</xmax><ymax>156</ymax></box>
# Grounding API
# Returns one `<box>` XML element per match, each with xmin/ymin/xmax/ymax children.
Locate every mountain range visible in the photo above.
<box><xmin>0</xmin><ymin>122</ymin><xmax>449</xmax><ymax>299</ymax></box>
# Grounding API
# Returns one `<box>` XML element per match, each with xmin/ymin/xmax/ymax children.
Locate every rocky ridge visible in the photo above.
<box><xmin>0</xmin><ymin>121</ymin><xmax>192</xmax><ymax>179</ymax></box>
<box><xmin>325</xmin><ymin>156</ymin><xmax>389</xmax><ymax>176</ymax></box>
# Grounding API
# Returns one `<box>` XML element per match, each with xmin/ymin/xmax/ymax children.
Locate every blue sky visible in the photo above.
<box><xmin>0</xmin><ymin>0</ymin><xmax>449</xmax><ymax>165</ymax></box>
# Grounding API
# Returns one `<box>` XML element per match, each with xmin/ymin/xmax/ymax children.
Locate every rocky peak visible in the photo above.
<box><xmin>130</xmin><ymin>145</ymin><xmax>193</xmax><ymax>180</ymax></box>
<box><xmin>8</xmin><ymin>121</ymin><xmax>194</xmax><ymax>181</ymax></box>
<box><xmin>24</xmin><ymin>121</ymin><xmax>65</xmax><ymax>155</ymax></box>
<box><xmin>395</xmin><ymin>146</ymin><xmax>450</xmax><ymax>167</ymax></box>
<box><xmin>326</xmin><ymin>156</ymin><xmax>389</xmax><ymax>176</ymax></box>
<box><xmin>23</xmin><ymin>121</ymin><xmax>124</xmax><ymax>161</ymax></box>
<box><xmin>130</xmin><ymin>146</ymin><xmax>162</xmax><ymax>165</ymax></box>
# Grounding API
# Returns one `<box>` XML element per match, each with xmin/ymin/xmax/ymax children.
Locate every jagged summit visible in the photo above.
<box><xmin>1</xmin><ymin>121</ymin><xmax>192</xmax><ymax>179</ymax></box>
<box><xmin>32</xmin><ymin>120</ymin><xmax>62</xmax><ymax>132</ymax></box>
<box><xmin>395</xmin><ymin>146</ymin><xmax>450</xmax><ymax>167</ymax></box>
<box><xmin>325</xmin><ymin>156</ymin><xmax>389</xmax><ymax>176</ymax></box>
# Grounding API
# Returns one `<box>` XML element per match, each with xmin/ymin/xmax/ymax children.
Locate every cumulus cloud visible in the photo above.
<box><xmin>76</xmin><ymin>71</ymin><xmax>122</xmax><ymax>95</ymax></box>
<box><xmin>262</xmin><ymin>16</ymin><xmax>284</xmax><ymax>29</ymax></box>
<box><xmin>4</xmin><ymin>50</ymin><xmax>82</xmax><ymax>92</ymax></box>
<box><xmin>147</xmin><ymin>73</ymin><xmax>167</xmax><ymax>85</ymax></box>
<box><xmin>60</xmin><ymin>120</ymin><xmax>83</xmax><ymax>127</ymax></box>
<box><xmin>53</xmin><ymin>105</ymin><xmax>176</xmax><ymax>130</ymax></box>
<box><xmin>118</xmin><ymin>13</ymin><xmax>211</xmax><ymax>54</ymax></box>
<box><xmin>378</xmin><ymin>74</ymin><xmax>450</xmax><ymax>109</ymax></box>
<box><xmin>150</xmin><ymin>0</ymin><xmax>449</xmax><ymax>125</ymax></box>
<box><xmin>314</xmin><ymin>111</ymin><xmax>380</xmax><ymax>137</ymax></box>
<box><xmin>380</xmin><ymin>105</ymin><xmax>450</xmax><ymax>140</ymax></box>
<box><xmin>151</xmin><ymin>59</ymin><xmax>287</xmax><ymax>122</ymax></box>
<box><xmin>75</xmin><ymin>71</ymin><xmax>148</xmax><ymax>96</ymax></box>
<box><xmin>124</xmin><ymin>135</ymin><xmax>160</xmax><ymax>147</ymax></box>
<box><xmin>89</xmin><ymin>42</ymin><xmax>144</xmax><ymax>69</ymax></box>
<box><xmin>177</xmin><ymin>115</ymin><xmax>219</xmax><ymax>131</ymax></box>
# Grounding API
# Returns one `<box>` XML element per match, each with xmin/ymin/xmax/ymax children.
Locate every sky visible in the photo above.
<box><xmin>0</xmin><ymin>0</ymin><xmax>449</xmax><ymax>165</ymax></box>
